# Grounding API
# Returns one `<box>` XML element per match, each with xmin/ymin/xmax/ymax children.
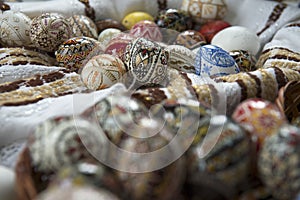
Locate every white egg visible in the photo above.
<box><xmin>98</xmin><ymin>28</ymin><xmax>121</xmax><ymax>46</ymax></box>
<box><xmin>0</xmin><ymin>11</ymin><xmax>32</xmax><ymax>47</ymax></box>
<box><xmin>211</xmin><ymin>26</ymin><xmax>261</xmax><ymax>55</ymax></box>
<box><xmin>0</xmin><ymin>166</ymin><xmax>16</xmax><ymax>200</ymax></box>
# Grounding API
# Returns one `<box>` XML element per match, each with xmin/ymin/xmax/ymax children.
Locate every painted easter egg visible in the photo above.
<box><xmin>123</xmin><ymin>37</ymin><xmax>169</xmax><ymax>85</ymax></box>
<box><xmin>166</xmin><ymin>44</ymin><xmax>196</xmax><ymax>73</ymax></box>
<box><xmin>30</xmin><ymin>13</ymin><xmax>73</xmax><ymax>52</ymax></box>
<box><xmin>195</xmin><ymin>44</ymin><xmax>239</xmax><ymax>77</ymax></box>
<box><xmin>104</xmin><ymin>33</ymin><xmax>135</xmax><ymax>61</ymax></box>
<box><xmin>129</xmin><ymin>20</ymin><xmax>163</xmax><ymax>42</ymax></box>
<box><xmin>174</xmin><ymin>30</ymin><xmax>206</xmax><ymax>50</ymax></box>
<box><xmin>181</xmin><ymin>0</ymin><xmax>227</xmax><ymax>24</ymax></box>
<box><xmin>258</xmin><ymin>124</ymin><xmax>300</xmax><ymax>200</ymax></box>
<box><xmin>0</xmin><ymin>11</ymin><xmax>32</xmax><ymax>47</ymax></box>
<box><xmin>81</xmin><ymin>54</ymin><xmax>126</xmax><ymax>90</ymax></box>
<box><xmin>98</xmin><ymin>28</ymin><xmax>121</xmax><ymax>46</ymax></box>
<box><xmin>232</xmin><ymin>98</ymin><xmax>287</xmax><ymax>148</ymax></box>
<box><xmin>198</xmin><ymin>20</ymin><xmax>231</xmax><ymax>43</ymax></box>
<box><xmin>68</xmin><ymin>15</ymin><xmax>98</xmax><ymax>39</ymax></box>
<box><xmin>229</xmin><ymin>50</ymin><xmax>257</xmax><ymax>72</ymax></box>
<box><xmin>55</xmin><ymin>36</ymin><xmax>103</xmax><ymax>72</ymax></box>
<box><xmin>155</xmin><ymin>8</ymin><xmax>193</xmax><ymax>32</ymax></box>
<box><xmin>211</xmin><ymin>26</ymin><xmax>261</xmax><ymax>55</ymax></box>
<box><xmin>122</xmin><ymin>11</ymin><xmax>154</xmax><ymax>30</ymax></box>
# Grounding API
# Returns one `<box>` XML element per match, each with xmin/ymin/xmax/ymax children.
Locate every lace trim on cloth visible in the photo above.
<box><xmin>0</xmin><ymin>141</ymin><xmax>26</xmax><ymax>169</ymax></box>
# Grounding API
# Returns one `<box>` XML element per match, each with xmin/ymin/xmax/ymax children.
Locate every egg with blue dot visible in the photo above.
<box><xmin>194</xmin><ymin>45</ymin><xmax>240</xmax><ymax>78</ymax></box>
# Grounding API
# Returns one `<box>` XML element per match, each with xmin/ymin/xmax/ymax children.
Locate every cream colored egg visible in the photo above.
<box><xmin>211</xmin><ymin>26</ymin><xmax>261</xmax><ymax>55</ymax></box>
<box><xmin>0</xmin><ymin>11</ymin><xmax>32</xmax><ymax>47</ymax></box>
<box><xmin>0</xmin><ymin>166</ymin><xmax>16</xmax><ymax>200</ymax></box>
<box><xmin>81</xmin><ymin>54</ymin><xmax>126</xmax><ymax>90</ymax></box>
<box><xmin>98</xmin><ymin>28</ymin><xmax>121</xmax><ymax>47</ymax></box>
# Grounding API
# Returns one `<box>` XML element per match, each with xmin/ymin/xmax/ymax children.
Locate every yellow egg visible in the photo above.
<box><xmin>122</xmin><ymin>11</ymin><xmax>154</xmax><ymax>30</ymax></box>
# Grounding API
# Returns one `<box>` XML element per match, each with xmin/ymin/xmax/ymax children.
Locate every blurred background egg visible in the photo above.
<box><xmin>211</xmin><ymin>26</ymin><xmax>261</xmax><ymax>56</ymax></box>
<box><xmin>122</xmin><ymin>11</ymin><xmax>154</xmax><ymax>30</ymax></box>
<box><xmin>173</xmin><ymin>30</ymin><xmax>207</xmax><ymax>50</ymax></box>
<box><xmin>98</xmin><ymin>28</ymin><xmax>121</xmax><ymax>46</ymax></box>
<box><xmin>0</xmin><ymin>10</ymin><xmax>32</xmax><ymax>47</ymax></box>
<box><xmin>198</xmin><ymin>20</ymin><xmax>231</xmax><ymax>43</ymax></box>
<box><xmin>195</xmin><ymin>44</ymin><xmax>239</xmax><ymax>77</ymax></box>
<box><xmin>68</xmin><ymin>15</ymin><xmax>98</xmax><ymax>39</ymax></box>
<box><xmin>129</xmin><ymin>20</ymin><xmax>162</xmax><ymax>42</ymax></box>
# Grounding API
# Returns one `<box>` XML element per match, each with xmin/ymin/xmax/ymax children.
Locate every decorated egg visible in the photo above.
<box><xmin>232</xmin><ymin>98</ymin><xmax>287</xmax><ymax>148</ymax></box>
<box><xmin>123</xmin><ymin>37</ymin><xmax>169</xmax><ymax>85</ymax></box>
<box><xmin>258</xmin><ymin>124</ymin><xmax>300</xmax><ymax>200</ymax></box>
<box><xmin>155</xmin><ymin>8</ymin><xmax>193</xmax><ymax>32</ymax></box>
<box><xmin>211</xmin><ymin>26</ymin><xmax>261</xmax><ymax>55</ymax></box>
<box><xmin>181</xmin><ymin>0</ymin><xmax>227</xmax><ymax>24</ymax></box>
<box><xmin>195</xmin><ymin>44</ymin><xmax>239</xmax><ymax>77</ymax></box>
<box><xmin>186</xmin><ymin>115</ymin><xmax>251</xmax><ymax>196</ymax></box>
<box><xmin>129</xmin><ymin>20</ymin><xmax>163</xmax><ymax>42</ymax></box>
<box><xmin>30</xmin><ymin>13</ymin><xmax>73</xmax><ymax>52</ymax></box>
<box><xmin>98</xmin><ymin>28</ymin><xmax>121</xmax><ymax>46</ymax></box>
<box><xmin>104</xmin><ymin>33</ymin><xmax>135</xmax><ymax>61</ymax></box>
<box><xmin>0</xmin><ymin>11</ymin><xmax>32</xmax><ymax>47</ymax></box>
<box><xmin>0</xmin><ymin>166</ymin><xmax>16</xmax><ymax>200</ymax></box>
<box><xmin>55</xmin><ymin>36</ymin><xmax>103</xmax><ymax>72</ymax></box>
<box><xmin>68</xmin><ymin>15</ymin><xmax>98</xmax><ymax>39</ymax></box>
<box><xmin>95</xmin><ymin>19</ymin><xmax>125</xmax><ymax>33</ymax></box>
<box><xmin>198</xmin><ymin>20</ymin><xmax>231</xmax><ymax>43</ymax></box>
<box><xmin>229</xmin><ymin>50</ymin><xmax>257</xmax><ymax>72</ymax></box>
<box><xmin>28</xmin><ymin>116</ymin><xmax>107</xmax><ymax>173</ymax></box>
<box><xmin>81</xmin><ymin>54</ymin><xmax>126</xmax><ymax>90</ymax></box>
<box><xmin>122</xmin><ymin>11</ymin><xmax>154</xmax><ymax>30</ymax></box>
<box><xmin>166</xmin><ymin>45</ymin><xmax>196</xmax><ymax>73</ymax></box>
<box><xmin>174</xmin><ymin>30</ymin><xmax>206</xmax><ymax>49</ymax></box>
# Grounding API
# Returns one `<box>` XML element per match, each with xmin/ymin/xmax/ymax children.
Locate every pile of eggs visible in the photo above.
<box><xmin>1</xmin><ymin>0</ymin><xmax>299</xmax><ymax>199</ymax></box>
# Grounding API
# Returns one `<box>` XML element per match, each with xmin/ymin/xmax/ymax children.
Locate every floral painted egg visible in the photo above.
<box><xmin>166</xmin><ymin>45</ymin><xmax>196</xmax><ymax>73</ymax></box>
<box><xmin>55</xmin><ymin>36</ymin><xmax>103</xmax><ymax>72</ymax></box>
<box><xmin>68</xmin><ymin>15</ymin><xmax>98</xmax><ymax>39</ymax></box>
<box><xmin>258</xmin><ymin>124</ymin><xmax>300</xmax><ymax>200</ymax></box>
<box><xmin>198</xmin><ymin>20</ymin><xmax>231</xmax><ymax>43</ymax></box>
<box><xmin>104</xmin><ymin>33</ymin><xmax>135</xmax><ymax>61</ymax></box>
<box><xmin>81</xmin><ymin>54</ymin><xmax>126</xmax><ymax>90</ymax></box>
<box><xmin>155</xmin><ymin>9</ymin><xmax>193</xmax><ymax>32</ymax></box>
<box><xmin>211</xmin><ymin>26</ymin><xmax>261</xmax><ymax>56</ymax></box>
<box><xmin>232</xmin><ymin>98</ymin><xmax>287</xmax><ymax>148</ymax></box>
<box><xmin>195</xmin><ymin>44</ymin><xmax>239</xmax><ymax>77</ymax></box>
<box><xmin>0</xmin><ymin>11</ymin><xmax>32</xmax><ymax>47</ymax></box>
<box><xmin>122</xmin><ymin>11</ymin><xmax>154</xmax><ymax>30</ymax></box>
<box><xmin>129</xmin><ymin>20</ymin><xmax>163</xmax><ymax>42</ymax></box>
<box><xmin>30</xmin><ymin>13</ymin><xmax>73</xmax><ymax>52</ymax></box>
<box><xmin>229</xmin><ymin>50</ymin><xmax>257</xmax><ymax>72</ymax></box>
<box><xmin>98</xmin><ymin>28</ymin><xmax>121</xmax><ymax>46</ymax></box>
<box><xmin>181</xmin><ymin>0</ymin><xmax>227</xmax><ymax>25</ymax></box>
<box><xmin>123</xmin><ymin>37</ymin><xmax>169</xmax><ymax>85</ymax></box>
<box><xmin>186</xmin><ymin>115</ymin><xmax>251</xmax><ymax>198</ymax></box>
<box><xmin>173</xmin><ymin>30</ymin><xmax>206</xmax><ymax>50</ymax></box>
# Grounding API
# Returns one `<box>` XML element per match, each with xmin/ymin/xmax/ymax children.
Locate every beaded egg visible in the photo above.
<box><xmin>229</xmin><ymin>50</ymin><xmax>257</xmax><ymax>72</ymax></box>
<box><xmin>68</xmin><ymin>15</ymin><xmax>98</xmax><ymax>39</ymax></box>
<box><xmin>195</xmin><ymin>44</ymin><xmax>239</xmax><ymax>77</ymax></box>
<box><xmin>104</xmin><ymin>33</ymin><xmax>135</xmax><ymax>61</ymax></box>
<box><xmin>211</xmin><ymin>26</ymin><xmax>261</xmax><ymax>55</ymax></box>
<box><xmin>155</xmin><ymin>8</ymin><xmax>193</xmax><ymax>32</ymax></box>
<box><xmin>166</xmin><ymin>45</ymin><xmax>197</xmax><ymax>73</ymax></box>
<box><xmin>173</xmin><ymin>30</ymin><xmax>206</xmax><ymax>50</ymax></box>
<box><xmin>0</xmin><ymin>11</ymin><xmax>32</xmax><ymax>47</ymax></box>
<box><xmin>258</xmin><ymin>124</ymin><xmax>300</xmax><ymax>200</ymax></box>
<box><xmin>129</xmin><ymin>20</ymin><xmax>163</xmax><ymax>42</ymax></box>
<box><xmin>98</xmin><ymin>28</ymin><xmax>121</xmax><ymax>46</ymax></box>
<box><xmin>124</xmin><ymin>37</ymin><xmax>169</xmax><ymax>85</ymax></box>
<box><xmin>232</xmin><ymin>98</ymin><xmax>287</xmax><ymax>148</ymax></box>
<box><xmin>55</xmin><ymin>36</ymin><xmax>103</xmax><ymax>72</ymax></box>
<box><xmin>30</xmin><ymin>13</ymin><xmax>73</xmax><ymax>52</ymax></box>
<box><xmin>198</xmin><ymin>20</ymin><xmax>231</xmax><ymax>43</ymax></box>
<box><xmin>122</xmin><ymin>11</ymin><xmax>154</xmax><ymax>30</ymax></box>
<box><xmin>186</xmin><ymin>115</ymin><xmax>252</xmax><ymax>197</ymax></box>
<box><xmin>181</xmin><ymin>0</ymin><xmax>228</xmax><ymax>25</ymax></box>
<box><xmin>81</xmin><ymin>54</ymin><xmax>126</xmax><ymax>90</ymax></box>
